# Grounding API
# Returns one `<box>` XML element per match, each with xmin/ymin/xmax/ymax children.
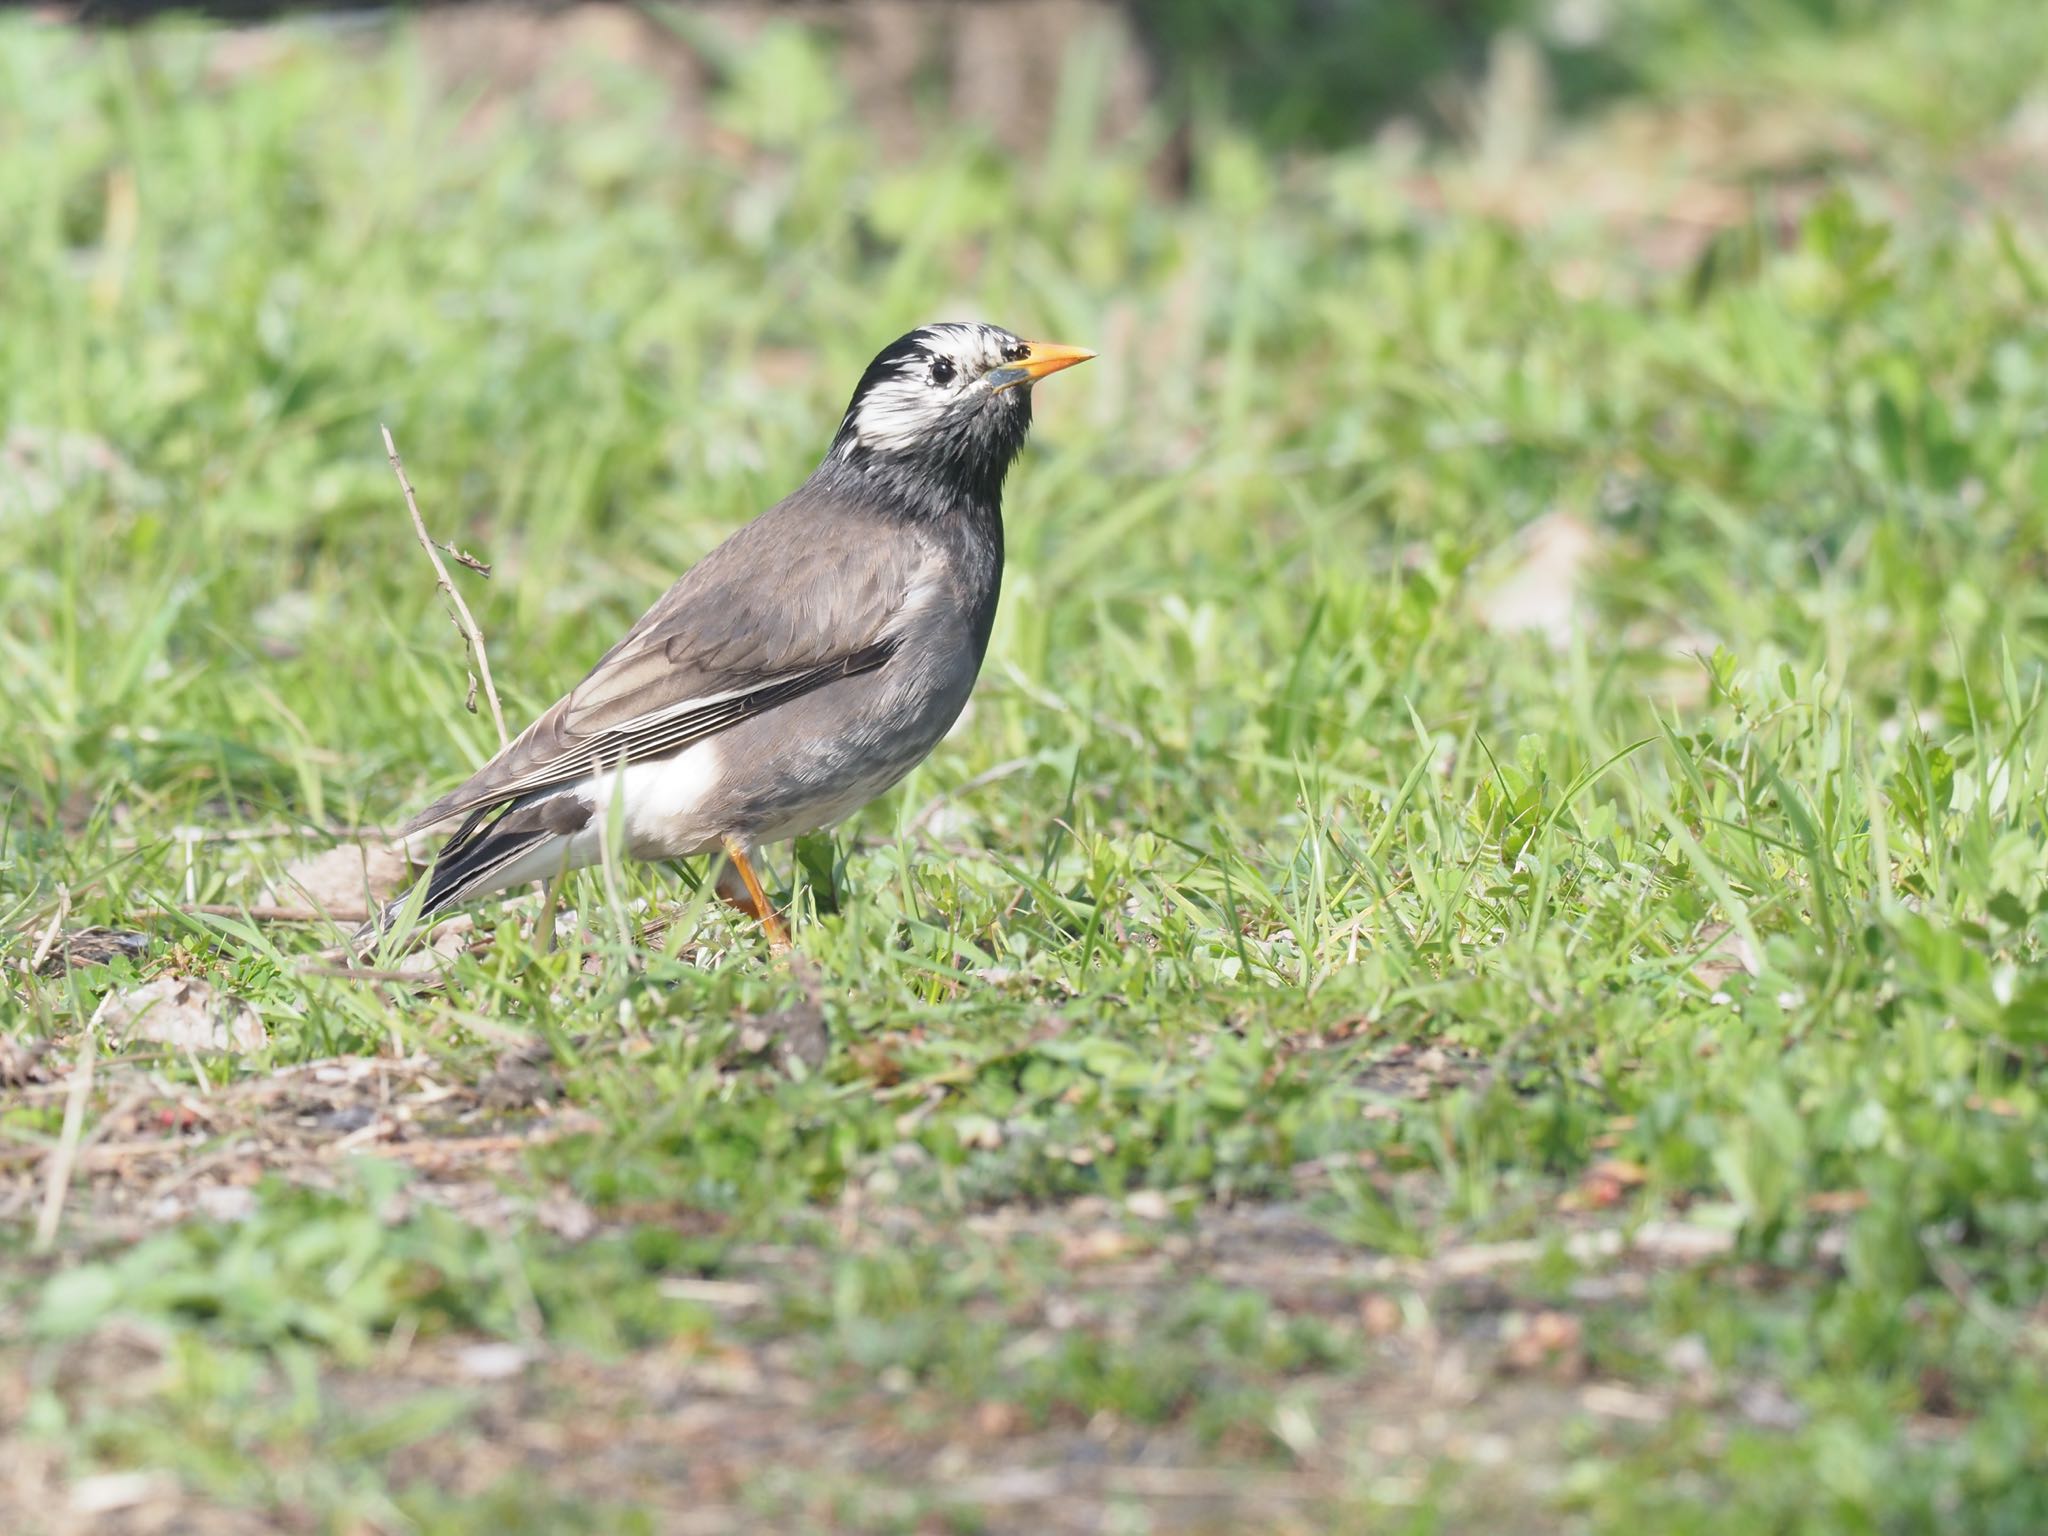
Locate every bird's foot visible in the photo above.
<box><xmin>717</xmin><ymin>840</ymin><xmax>791</xmax><ymax>950</ymax></box>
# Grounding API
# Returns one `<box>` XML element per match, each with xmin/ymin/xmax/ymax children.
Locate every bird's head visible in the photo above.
<box><xmin>830</xmin><ymin>322</ymin><xmax>1093</xmax><ymax>506</ymax></box>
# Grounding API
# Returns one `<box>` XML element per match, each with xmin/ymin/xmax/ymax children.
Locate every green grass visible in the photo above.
<box><xmin>5</xmin><ymin>6</ymin><xmax>2048</xmax><ymax>1532</ymax></box>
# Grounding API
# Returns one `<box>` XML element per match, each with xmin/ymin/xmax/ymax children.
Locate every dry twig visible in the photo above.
<box><xmin>381</xmin><ymin>424</ymin><xmax>508</xmax><ymax>749</ymax></box>
<box><xmin>25</xmin><ymin>883</ymin><xmax>70</xmax><ymax>975</ymax></box>
<box><xmin>33</xmin><ymin>1025</ymin><xmax>97</xmax><ymax>1253</ymax></box>
<box><xmin>437</xmin><ymin>541</ymin><xmax>492</xmax><ymax>577</ymax></box>
<box><xmin>296</xmin><ymin>962</ymin><xmax>457</xmax><ymax>987</ymax></box>
<box><xmin>106</xmin><ymin>822</ymin><xmax>387</xmax><ymax>852</ymax></box>
<box><xmin>132</xmin><ymin>901</ymin><xmax>353</xmax><ymax>924</ymax></box>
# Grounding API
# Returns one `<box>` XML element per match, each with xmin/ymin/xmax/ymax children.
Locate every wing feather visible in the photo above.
<box><xmin>400</xmin><ymin>492</ymin><xmax>922</xmax><ymax>835</ymax></box>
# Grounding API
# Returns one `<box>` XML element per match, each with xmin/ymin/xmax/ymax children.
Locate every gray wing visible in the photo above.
<box><xmin>399</xmin><ymin>490</ymin><xmax>919</xmax><ymax>835</ymax></box>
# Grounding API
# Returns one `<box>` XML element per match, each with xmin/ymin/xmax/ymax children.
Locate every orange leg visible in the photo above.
<box><xmin>716</xmin><ymin>839</ymin><xmax>790</xmax><ymax>949</ymax></box>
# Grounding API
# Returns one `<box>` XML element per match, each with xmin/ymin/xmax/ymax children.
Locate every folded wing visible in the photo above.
<box><xmin>399</xmin><ymin>492</ymin><xmax>921</xmax><ymax>836</ymax></box>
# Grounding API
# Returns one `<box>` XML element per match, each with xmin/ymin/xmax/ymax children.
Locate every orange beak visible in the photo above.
<box><xmin>990</xmin><ymin>341</ymin><xmax>1096</xmax><ymax>392</ymax></box>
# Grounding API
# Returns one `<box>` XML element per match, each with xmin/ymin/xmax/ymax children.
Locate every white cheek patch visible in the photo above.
<box><xmin>837</xmin><ymin>324</ymin><xmax>1023</xmax><ymax>457</ymax></box>
<box><xmin>846</xmin><ymin>376</ymin><xmax>954</xmax><ymax>454</ymax></box>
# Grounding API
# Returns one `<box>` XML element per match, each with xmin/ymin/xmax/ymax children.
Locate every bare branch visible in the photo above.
<box><xmin>381</xmin><ymin>424</ymin><xmax>509</xmax><ymax>750</ymax></box>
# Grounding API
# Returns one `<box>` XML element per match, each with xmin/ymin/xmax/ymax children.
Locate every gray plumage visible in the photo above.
<box><xmin>370</xmin><ymin>321</ymin><xmax>1087</xmax><ymax>936</ymax></box>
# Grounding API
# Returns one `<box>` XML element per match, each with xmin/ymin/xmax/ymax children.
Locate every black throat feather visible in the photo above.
<box><xmin>825</xmin><ymin>387</ymin><xmax>1033</xmax><ymax>524</ymax></box>
<box><xmin>813</xmin><ymin>386</ymin><xmax>1026</xmax><ymax>666</ymax></box>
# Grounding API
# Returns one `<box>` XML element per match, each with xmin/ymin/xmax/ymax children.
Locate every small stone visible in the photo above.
<box><xmin>1502</xmin><ymin>1309</ymin><xmax>1583</xmax><ymax>1372</ymax></box>
<box><xmin>535</xmin><ymin>1193</ymin><xmax>597</xmax><ymax>1243</ymax></box>
<box><xmin>193</xmin><ymin>1186</ymin><xmax>256</xmax><ymax>1223</ymax></box>
<box><xmin>455</xmin><ymin>1342</ymin><xmax>532</xmax><ymax>1381</ymax></box>
<box><xmin>1582</xmin><ymin>1382</ymin><xmax>1670</xmax><ymax>1423</ymax></box>
<box><xmin>1736</xmin><ymin>1379</ymin><xmax>1805</xmax><ymax>1430</ymax></box>
<box><xmin>1662</xmin><ymin>1333</ymin><xmax>1712</xmax><ymax>1378</ymax></box>
<box><xmin>730</xmin><ymin>1002</ymin><xmax>829</xmax><ymax>1074</ymax></box>
<box><xmin>69</xmin><ymin>1471</ymin><xmax>174</xmax><ymax>1515</ymax></box>
<box><xmin>94</xmin><ymin>978</ymin><xmax>265</xmax><ymax>1054</ymax></box>
<box><xmin>1124</xmin><ymin>1190</ymin><xmax>1170</xmax><ymax>1221</ymax></box>
<box><xmin>974</xmin><ymin>1400</ymin><xmax>1019</xmax><ymax>1437</ymax></box>
<box><xmin>1058</xmin><ymin>1229</ymin><xmax>1137</xmax><ymax>1266</ymax></box>
<box><xmin>1359</xmin><ymin>1293</ymin><xmax>1404</xmax><ymax>1337</ymax></box>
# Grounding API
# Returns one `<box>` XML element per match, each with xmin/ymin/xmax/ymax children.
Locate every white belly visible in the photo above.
<box><xmin>591</xmin><ymin>739</ymin><xmax>728</xmax><ymax>858</ymax></box>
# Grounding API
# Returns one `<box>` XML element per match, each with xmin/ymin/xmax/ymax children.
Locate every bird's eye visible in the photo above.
<box><xmin>929</xmin><ymin>357</ymin><xmax>957</xmax><ymax>387</ymax></box>
<box><xmin>1003</xmin><ymin>341</ymin><xmax>1029</xmax><ymax>363</ymax></box>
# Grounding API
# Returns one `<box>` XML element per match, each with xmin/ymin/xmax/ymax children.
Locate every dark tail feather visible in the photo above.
<box><xmin>351</xmin><ymin>808</ymin><xmax>553</xmax><ymax>948</ymax></box>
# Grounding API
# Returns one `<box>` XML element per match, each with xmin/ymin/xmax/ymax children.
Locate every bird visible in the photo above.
<box><xmin>367</xmin><ymin>321</ymin><xmax>1094</xmax><ymax>948</ymax></box>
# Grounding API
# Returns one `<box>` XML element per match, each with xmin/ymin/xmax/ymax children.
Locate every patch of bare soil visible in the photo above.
<box><xmin>0</xmin><ymin>1049</ymin><xmax>599</xmax><ymax>1247</ymax></box>
<box><xmin>1</xmin><ymin>1184</ymin><xmax>1761</xmax><ymax>1535</ymax></box>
